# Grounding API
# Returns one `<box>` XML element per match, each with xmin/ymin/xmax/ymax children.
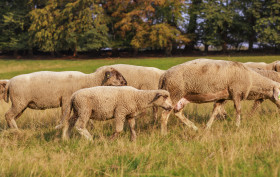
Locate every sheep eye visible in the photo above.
<box><xmin>107</xmin><ymin>74</ymin><xmax>110</xmax><ymax>78</ymax></box>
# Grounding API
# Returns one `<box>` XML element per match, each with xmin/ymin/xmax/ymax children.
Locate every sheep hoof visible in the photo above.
<box><xmin>192</xmin><ymin>126</ymin><xmax>199</xmax><ymax>131</ymax></box>
<box><xmin>55</xmin><ymin>124</ymin><xmax>63</xmax><ymax>129</ymax></box>
<box><xmin>110</xmin><ymin>132</ymin><xmax>119</xmax><ymax>141</ymax></box>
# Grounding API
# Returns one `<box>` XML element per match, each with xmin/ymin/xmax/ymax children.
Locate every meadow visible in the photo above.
<box><xmin>1</xmin><ymin>56</ymin><xmax>280</xmax><ymax>176</ymax></box>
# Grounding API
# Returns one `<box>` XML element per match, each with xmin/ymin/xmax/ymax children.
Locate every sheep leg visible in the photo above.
<box><xmin>173</xmin><ymin>98</ymin><xmax>198</xmax><ymax>131</ymax></box>
<box><xmin>248</xmin><ymin>99</ymin><xmax>264</xmax><ymax>116</ymax></box>
<box><xmin>127</xmin><ymin>118</ymin><xmax>137</xmax><ymax>141</ymax></box>
<box><xmin>216</xmin><ymin>100</ymin><xmax>228</xmax><ymax>120</ymax></box>
<box><xmin>62</xmin><ymin>112</ymin><xmax>78</xmax><ymax>140</ymax></box>
<box><xmin>110</xmin><ymin>115</ymin><xmax>125</xmax><ymax>140</ymax></box>
<box><xmin>174</xmin><ymin>109</ymin><xmax>198</xmax><ymax>131</ymax></box>
<box><xmin>5</xmin><ymin>104</ymin><xmax>26</xmax><ymax>129</ymax></box>
<box><xmin>206</xmin><ymin>100</ymin><xmax>226</xmax><ymax>129</ymax></box>
<box><xmin>233</xmin><ymin>96</ymin><xmax>242</xmax><ymax>127</ymax></box>
<box><xmin>161</xmin><ymin>110</ymin><xmax>172</xmax><ymax>135</ymax></box>
<box><xmin>153</xmin><ymin>106</ymin><xmax>159</xmax><ymax>122</ymax></box>
<box><xmin>55</xmin><ymin>99</ymin><xmax>71</xmax><ymax>129</ymax></box>
<box><xmin>74</xmin><ymin>109</ymin><xmax>93</xmax><ymax>141</ymax></box>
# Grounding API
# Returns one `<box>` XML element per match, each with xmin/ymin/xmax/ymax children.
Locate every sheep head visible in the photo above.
<box><xmin>150</xmin><ymin>90</ymin><xmax>173</xmax><ymax>111</ymax></box>
<box><xmin>101</xmin><ymin>68</ymin><xmax>127</xmax><ymax>86</ymax></box>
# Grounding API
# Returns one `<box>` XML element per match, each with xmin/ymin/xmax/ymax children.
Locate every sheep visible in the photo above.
<box><xmin>4</xmin><ymin>68</ymin><xmax>127</xmax><ymax>129</ymax></box>
<box><xmin>62</xmin><ymin>86</ymin><xmax>173</xmax><ymax>141</ymax></box>
<box><xmin>96</xmin><ymin>64</ymin><xmax>165</xmax><ymax>120</ymax></box>
<box><xmin>244</xmin><ymin>61</ymin><xmax>280</xmax><ymax>71</ymax></box>
<box><xmin>218</xmin><ymin>69</ymin><xmax>280</xmax><ymax>118</ymax></box>
<box><xmin>0</xmin><ymin>80</ymin><xmax>8</xmax><ymax>101</ymax></box>
<box><xmin>158</xmin><ymin>59</ymin><xmax>280</xmax><ymax>134</ymax></box>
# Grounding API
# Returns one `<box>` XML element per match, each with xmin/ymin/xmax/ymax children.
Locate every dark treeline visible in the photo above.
<box><xmin>0</xmin><ymin>0</ymin><xmax>280</xmax><ymax>58</ymax></box>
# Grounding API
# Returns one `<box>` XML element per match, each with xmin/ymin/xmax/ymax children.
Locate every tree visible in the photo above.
<box><xmin>199</xmin><ymin>0</ymin><xmax>234</xmax><ymax>52</ymax></box>
<box><xmin>61</xmin><ymin>0</ymin><xmax>110</xmax><ymax>57</ymax></box>
<box><xmin>254</xmin><ymin>0</ymin><xmax>280</xmax><ymax>51</ymax></box>
<box><xmin>29</xmin><ymin>0</ymin><xmax>62</xmax><ymax>56</ymax></box>
<box><xmin>184</xmin><ymin>0</ymin><xmax>202</xmax><ymax>51</ymax></box>
<box><xmin>113</xmin><ymin>0</ymin><xmax>189</xmax><ymax>56</ymax></box>
<box><xmin>0</xmin><ymin>0</ymin><xmax>31</xmax><ymax>56</ymax></box>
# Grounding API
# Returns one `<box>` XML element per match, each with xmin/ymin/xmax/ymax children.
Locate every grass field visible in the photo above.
<box><xmin>1</xmin><ymin>56</ymin><xmax>280</xmax><ymax>176</ymax></box>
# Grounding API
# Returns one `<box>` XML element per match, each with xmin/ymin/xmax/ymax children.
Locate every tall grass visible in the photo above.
<box><xmin>1</xmin><ymin>56</ymin><xmax>280</xmax><ymax>176</ymax></box>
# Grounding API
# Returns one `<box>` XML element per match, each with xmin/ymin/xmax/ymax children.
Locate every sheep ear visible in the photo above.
<box><xmin>273</xmin><ymin>87</ymin><xmax>280</xmax><ymax>100</ymax></box>
<box><xmin>150</xmin><ymin>93</ymin><xmax>162</xmax><ymax>103</ymax></box>
<box><xmin>110</xmin><ymin>68</ymin><xmax>127</xmax><ymax>85</ymax></box>
<box><xmin>101</xmin><ymin>71</ymin><xmax>111</xmax><ymax>85</ymax></box>
<box><xmin>0</xmin><ymin>80</ymin><xmax>7</xmax><ymax>88</ymax></box>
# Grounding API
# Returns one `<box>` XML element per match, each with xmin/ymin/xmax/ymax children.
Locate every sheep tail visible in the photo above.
<box><xmin>158</xmin><ymin>74</ymin><xmax>167</xmax><ymax>90</ymax></box>
<box><xmin>4</xmin><ymin>81</ymin><xmax>10</xmax><ymax>103</ymax></box>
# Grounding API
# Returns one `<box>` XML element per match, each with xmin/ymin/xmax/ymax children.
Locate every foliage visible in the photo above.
<box><xmin>0</xmin><ymin>0</ymin><xmax>30</xmax><ymax>53</ymax></box>
<box><xmin>0</xmin><ymin>0</ymin><xmax>280</xmax><ymax>54</ymax></box>
<box><xmin>254</xmin><ymin>0</ymin><xmax>280</xmax><ymax>48</ymax></box>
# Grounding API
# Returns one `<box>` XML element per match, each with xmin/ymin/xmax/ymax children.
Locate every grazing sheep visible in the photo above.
<box><xmin>244</xmin><ymin>61</ymin><xmax>280</xmax><ymax>71</ymax></box>
<box><xmin>96</xmin><ymin>64</ymin><xmax>165</xmax><ymax>120</ymax></box>
<box><xmin>218</xmin><ymin>69</ymin><xmax>280</xmax><ymax>117</ymax></box>
<box><xmin>62</xmin><ymin>86</ymin><xmax>173</xmax><ymax>141</ymax></box>
<box><xmin>4</xmin><ymin>68</ymin><xmax>127</xmax><ymax>129</ymax></box>
<box><xmin>0</xmin><ymin>80</ymin><xmax>8</xmax><ymax>101</ymax></box>
<box><xmin>159</xmin><ymin>59</ymin><xmax>280</xmax><ymax>134</ymax></box>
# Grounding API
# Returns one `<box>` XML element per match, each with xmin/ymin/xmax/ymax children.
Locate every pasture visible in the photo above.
<box><xmin>1</xmin><ymin>56</ymin><xmax>280</xmax><ymax>176</ymax></box>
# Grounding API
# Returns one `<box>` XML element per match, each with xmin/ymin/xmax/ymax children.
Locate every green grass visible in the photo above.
<box><xmin>1</xmin><ymin>56</ymin><xmax>280</xmax><ymax>176</ymax></box>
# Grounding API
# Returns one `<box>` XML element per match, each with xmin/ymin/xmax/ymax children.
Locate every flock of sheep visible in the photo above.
<box><xmin>1</xmin><ymin>58</ymin><xmax>280</xmax><ymax>141</ymax></box>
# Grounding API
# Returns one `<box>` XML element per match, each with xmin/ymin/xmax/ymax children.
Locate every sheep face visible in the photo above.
<box><xmin>273</xmin><ymin>87</ymin><xmax>280</xmax><ymax>101</ymax></box>
<box><xmin>150</xmin><ymin>91</ymin><xmax>173</xmax><ymax>111</ymax></box>
<box><xmin>101</xmin><ymin>68</ymin><xmax>127</xmax><ymax>86</ymax></box>
<box><xmin>274</xmin><ymin>61</ymin><xmax>280</xmax><ymax>72</ymax></box>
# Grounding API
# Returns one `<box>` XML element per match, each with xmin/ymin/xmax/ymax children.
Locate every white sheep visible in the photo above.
<box><xmin>159</xmin><ymin>59</ymin><xmax>280</xmax><ymax>134</ymax></box>
<box><xmin>4</xmin><ymin>68</ymin><xmax>127</xmax><ymax>129</ymax></box>
<box><xmin>244</xmin><ymin>61</ymin><xmax>280</xmax><ymax>71</ymax></box>
<box><xmin>96</xmin><ymin>64</ymin><xmax>165</xmax><ymax>119</ymax></box>
<box><xmin>62</xmin><ymin>86</ymin><xmax>173</xmax><ymax>141</ymax></box>
<box><xmin>217</xmin><ymin>69</ymin><xmax>280</xmax><ymax>118</ymax></box>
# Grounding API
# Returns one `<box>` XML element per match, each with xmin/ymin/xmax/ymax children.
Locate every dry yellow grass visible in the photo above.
<box><xmin>1</xmin><ymin>56</ymin><xmax>280</xmax><ymax>176</ymax></box>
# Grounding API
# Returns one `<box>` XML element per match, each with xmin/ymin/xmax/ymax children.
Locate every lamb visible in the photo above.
<box><xmin>62</xmin><ymin>86</ymin><xmax>173</xmax><ymax>141</ymax></box>
<box><xmin>4</xmin><ymin>68</ymin><xmax>127</xmax><ymax>129</ymax></box>
<box><xmin>158</xmin><ymin>59</ymin><xmax>280</xmax><ymax>134</ymax></box>
<box><xmin>96</xmin><ymin>64</ymin><xmax>165</xmax><ymax>119</ymax></box>
<box><xmin>0</xmin><ymin>80</ymin><xmax>8</xmax><ymax>101</ymax></box>
<box><xmin>244</xmin><ymin>61</ymin><xmax>280</xmax><ymax>71</ymax></box>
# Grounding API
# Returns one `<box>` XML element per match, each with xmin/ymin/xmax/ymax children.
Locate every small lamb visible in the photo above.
<box><xmin>62</xmin><ymin>86</ymin><xmax>173</xmax><ymax>141</ymax></box>
<box><xmin>96</xmin><ymin>64</ymin><xmax>165</xmax><ymax>120</ymax></box>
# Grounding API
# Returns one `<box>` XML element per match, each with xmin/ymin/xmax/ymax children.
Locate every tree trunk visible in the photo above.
<box><xmin>73</xmin><ymin>46</ymin><xmax>78</xmax><ymax>57</ymax></box>
<box><xmin>51</xmin><ymin>51</ymin><xmax>55</xmax><ymax>57</ymax></box>
<box><xmin>248</xmin><ymin>38</ymin><xmax>254</xmax><ymax>52</ymax></box>
<box><xmin>165</xmin><ymin>42</ymin><xmax>172</xmax><ymax>56</ymax></box>
<box><xmin>222</xmin><ymin>42</ymin><xmax>227</xmax><ymax>53</ymax></box>
<box><xmin>28</xmin><ymin>48</ymin><xmax>33</xmax><ymax>57</ymax></box>
<box><xmin>133</xmin><ymin>48</ymin><xmax>138</xmax><ymax>57</ymax></box>
<box><xmin>13</xmin><ymin>50</ymin><xmax>18</xmax><ymax>58</ymax></box>
<box><xmin>204</xmin><ymin>44</ymin><xmax>209</xmax><ymax>54</ymax></box>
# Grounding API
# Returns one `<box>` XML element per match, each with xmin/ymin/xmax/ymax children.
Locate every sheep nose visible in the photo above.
<box><xmin>122</xmin><ymin>80</ymin><xmax>127</xmax><ymax>86</ymax></box>
<box><xmin>165</xmin><ymin>106</ymin><xmax>173</xmax><ymax>111</ymax></box>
